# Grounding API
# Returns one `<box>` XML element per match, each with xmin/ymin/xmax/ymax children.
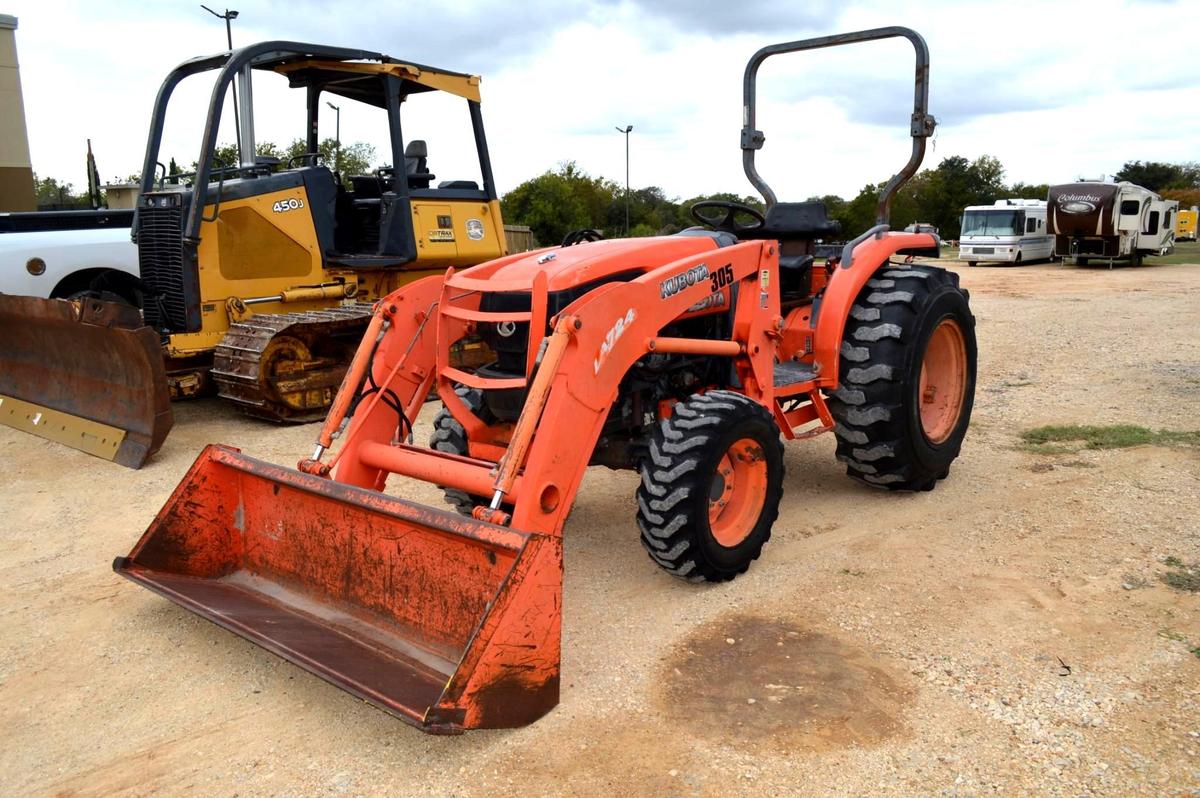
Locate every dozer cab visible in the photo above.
<box><xmin>116</xmin><ymin>27</ymin><xmax>977</xmax><ymax>732</ymax></box>
<box><xmin>0</xmin><ymin>41</ymin><xmax>507</xmax><ymax>467</ymax></box>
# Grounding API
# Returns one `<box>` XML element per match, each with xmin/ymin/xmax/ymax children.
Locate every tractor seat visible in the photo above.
<box><xmin>780</xmin><ymin>254</ymin><xmax>814</xmax><ymax>271</ymax></box>
<box><xmin>760</xmin><ymin>202</ymin><xmax>841</xmax><ymax>239</ymax></box>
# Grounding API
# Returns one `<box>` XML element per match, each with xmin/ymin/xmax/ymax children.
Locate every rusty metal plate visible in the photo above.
<box><xmin>0</xmin><ymin>294</ymin><xmax>173</xmax><ymax>468</ymax></box>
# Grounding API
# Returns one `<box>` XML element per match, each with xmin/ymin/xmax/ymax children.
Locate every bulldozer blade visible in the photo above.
<box><xmin>114</xmin><ymin>444</ymin><xmax>561</xmax><ymax>733</ymax></box>
<box><xmin>0</xmin><ymin>294</ymin><xmax>172</xmax><ymax>468</ymax></box>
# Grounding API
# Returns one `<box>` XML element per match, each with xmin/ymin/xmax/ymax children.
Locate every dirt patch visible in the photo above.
<box><xmin>3</xmin><ymin>260</ymin><xmax>1200</xmax><ymax>795</ymax></box>
<box><xmin>660</xmin><ymin>614</ymin><xmax>912</xmax><ymax>752</ymax></box>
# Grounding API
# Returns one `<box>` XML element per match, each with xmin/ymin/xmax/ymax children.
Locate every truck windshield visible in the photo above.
<box><xmin>961</xmin><ymin>210</ymin><xmax>1021</xmax><ymax>236</ymax></box>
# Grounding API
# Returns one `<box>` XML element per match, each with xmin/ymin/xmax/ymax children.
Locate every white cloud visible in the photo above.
<box><xmin>6</xmin><ymin>0</ymin><xmax>1199</xmax><ymax>204</ymax></box>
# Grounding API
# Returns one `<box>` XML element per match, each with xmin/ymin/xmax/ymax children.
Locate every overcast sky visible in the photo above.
<box><xmin>7</xmin><ymin>0</ymin><xmax>1199</xmax><ymax>202</ymax></box>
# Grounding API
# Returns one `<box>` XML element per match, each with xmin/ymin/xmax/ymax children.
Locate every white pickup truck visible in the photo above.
<box><xmin>0</xmin><ymin>210</ymin><xmax>140</xmax><ymax>303</ymax></box>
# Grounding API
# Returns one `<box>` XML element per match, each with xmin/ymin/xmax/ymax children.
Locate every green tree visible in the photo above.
<box><xmin>1112</xmin><ymin>160</ymin><xmax>1195</xmax><ymax>192</ymax></box>
<box><xmin>1007</xmin><ymin>181</ymin><xmax>1050</xmax><ymax>200</ymax></box>
<box><xmin>191</xmin><ymin>139</ymin><xmax>375</xmax><ymax>187</ymax></box>
<box><xmin>1162</xmin><ymin>187</ymin><xmax>1200</xmax><ymax>209</ymax></box>
<box><xmin>283</xmin><ymin>138</ymin><xmax>375</xmax><ymax>183</ymax></box>
<box><xmin>502</xmin><ymin>162</ymin><xmax>620</xmax><ymax>244</ymax></box>
<box><xmin>32</xmin><ymin>173</ymin><xmax>87</xmax><ymax>209</ymax></box>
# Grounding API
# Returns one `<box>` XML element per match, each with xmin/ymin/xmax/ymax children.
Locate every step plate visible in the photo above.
<box><xmin>773</xmin><ymin>360</ymin><xmax>816</xmax><ymax>387</ymax></box>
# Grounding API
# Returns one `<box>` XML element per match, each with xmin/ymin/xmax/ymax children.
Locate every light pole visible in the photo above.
<box><xmin>326</xmin><ymin>102</ymin><xmax>341</xmax><ymax>171</ymax></box>
<box><xmin>201</xmin><ymin>6</ymin><xmax>241</xmax><ymax>157</ymax></box>
<box><xmin>615</xmin><ymin>124</ymin><xmax>632</xmax><ymax>235</ymax></box>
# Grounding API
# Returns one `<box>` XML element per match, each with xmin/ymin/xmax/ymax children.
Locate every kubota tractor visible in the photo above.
<box><xmin>115</xmin><ymin>27</ymin><xmax>976</xmax><ymax>733</ymax></box>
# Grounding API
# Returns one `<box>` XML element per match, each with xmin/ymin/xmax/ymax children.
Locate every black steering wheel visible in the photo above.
<box><xmin>561</xmin><ymin>228</ymin><xmax>604</xmax><ymax>246</ymax></box>
<box><xmin>690</xmin><ymin>200</ymin><xmax>765</xmax><ymax>235</ymax></box>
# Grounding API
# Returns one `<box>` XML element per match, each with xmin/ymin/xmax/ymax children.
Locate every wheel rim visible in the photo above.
<box><xmin>918</xmin><ymin>318</ymin><xmax>968</xmax><ymax>444</ymax></box>
<box><xmin>707</xmin><ymin>438</ymin><xmax>767</xmax><ymax>547</ymax></box>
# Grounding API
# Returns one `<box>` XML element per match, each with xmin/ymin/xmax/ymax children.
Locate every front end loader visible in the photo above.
<box><xmin>115</xmin><ymin>27</ymin><xmax>976</xmax><ymax>732</ymax></box>
<box><xmin>0</xmin><ymin>42</ymin><xmax>506</xmax><ymax>467</ymax></box>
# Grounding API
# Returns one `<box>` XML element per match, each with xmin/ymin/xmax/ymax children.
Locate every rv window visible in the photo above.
<box><xmin>1120</xmin><ymin>200</ymin><xmax>1141</xmax><ymax>215</ymax></box>
<box><xmin>1026</xmin><ymin>218</ymin><xmax>1037</xmax><ymax>233</ymax></box>
<box><xmin>1147</xmin><ymin>211</ymin><xmax>1159</xmax><ymax>234</ymax></box>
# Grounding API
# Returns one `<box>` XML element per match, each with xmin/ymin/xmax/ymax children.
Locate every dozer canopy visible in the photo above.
<box><xmin>0</xmin><ymin>295</ymin><xmax>172</xmax><ymax>468</ymax></box>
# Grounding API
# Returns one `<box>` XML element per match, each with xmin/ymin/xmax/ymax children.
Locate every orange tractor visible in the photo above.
<box><xmin>115</xmin><ymin>27</ymin><xmax>975</xmax><ymax>732</ymax></box>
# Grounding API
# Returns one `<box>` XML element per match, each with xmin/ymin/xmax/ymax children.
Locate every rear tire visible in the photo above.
<box><xmin>828</xmin><ymin>264</ymin><xmax>977</xmax><ymax>491</ymax></box>
<box><xmin>966</xmin><ymin>261</ymin><xmax>977</xmax><ymax>268</ymax></box>
<box><xmin>430</xmin><ymin>386</ymin><xmax>494</xmax><ymax>515</ymax></box>
<box><xmin>636</xmin><ymin>391</ymin><xmax>784</xmax><ymax>582</ymax></box>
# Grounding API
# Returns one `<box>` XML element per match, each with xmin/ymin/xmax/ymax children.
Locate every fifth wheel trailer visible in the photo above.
<box><xmin>1047</xmin><ymin>182</ymin><xmax>1178</xmax><ymax>266</ymax></box>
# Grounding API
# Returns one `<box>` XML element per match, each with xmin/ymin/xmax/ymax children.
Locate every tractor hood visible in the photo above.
<box><xmin>458</xmin><ymin>235</ymin><xmax>721</xmax><ymax>293</ymax></box>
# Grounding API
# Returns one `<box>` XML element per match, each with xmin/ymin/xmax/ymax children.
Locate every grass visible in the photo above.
<box><xmin>1145</xmin><ymin>239</ymin><xmax>1200</xmax><ymax>266</ymax></box>
<box><xmin>1159</xmin><ymin>558</ymin><xmax>1200</xmax><ymax>593</ymax></box>
<box><xmin>1019</xmin><ymin>424</ymin><xmax>1200</xmax><ymax>454</ymax></box>
<box><xmin>1158</xmin><ymin>629</ymin><xmax>1200</xmax><ymax>659</ymax></box>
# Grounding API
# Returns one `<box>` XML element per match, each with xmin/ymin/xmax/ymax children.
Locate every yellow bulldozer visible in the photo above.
<box><xmin>0</xmin><ymin>41</ymin><xmax>508</xmax><ymax>467</ymax></box>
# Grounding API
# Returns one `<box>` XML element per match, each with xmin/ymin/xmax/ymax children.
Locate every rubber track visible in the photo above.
<box><xmin>211</xmin><ymin>304</ymin><xmax>373</xmax><ymax>422</ymax></box>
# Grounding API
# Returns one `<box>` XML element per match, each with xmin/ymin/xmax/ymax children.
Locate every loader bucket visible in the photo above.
<box><xmin>113</xmin><ymin>445</ymin><xmax>562</xmax><ymax>733</ymax></box>
<box><xmin>0</xmin><ymin>294</ymin><xmax>172</xmax><ymax>468</ymax></box>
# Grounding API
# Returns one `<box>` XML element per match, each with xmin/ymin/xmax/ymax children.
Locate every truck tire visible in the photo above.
<box><xmin>636</xmin><ymin>391</ymin><xmax>784</xmax><ymax>582</ymax></box>
<box><xmin>430</xmin><ymin>386</ymin><xmax>495</xmax><ymax>515</ymax></box>
<box><xmin>828</xmin><ymin>264</ymin><xmax>976</xmax><ymax>491</ymax></box>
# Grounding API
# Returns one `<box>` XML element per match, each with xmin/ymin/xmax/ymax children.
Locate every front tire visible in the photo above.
<box><xmin>430</xmin><ymin>386</ymin><xmax>495</xmax><ymax>515</ymax></box>
<box><xmin>636</xmin><ymin>391</ymin><xmax>784</xmax><ymax>582</ymax></box>
<box><xmin>829</xmin><ymin>264</ymin><xmax>977</xmax><ymax>491</ymax></box>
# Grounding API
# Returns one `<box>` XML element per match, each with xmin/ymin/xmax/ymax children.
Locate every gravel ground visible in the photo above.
<box><xmin>1</xmin><ymin>258</ymin><xmax>1198</xmax><ymax>797</ymax></box>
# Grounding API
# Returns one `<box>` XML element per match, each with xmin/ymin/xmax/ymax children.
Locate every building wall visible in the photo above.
<box><xmin>0</xmin><ymin>15</ymin><xmax>36</xmax><ymax>212</ymax></box>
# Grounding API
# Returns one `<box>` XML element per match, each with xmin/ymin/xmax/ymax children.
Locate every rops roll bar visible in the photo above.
<box><xmin>741</xmin><ymin>26</ymin><xmax>937</xmax><ymax>227</ymax></box>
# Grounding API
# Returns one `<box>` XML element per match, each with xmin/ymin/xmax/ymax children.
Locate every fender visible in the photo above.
<box><xmin>812</xmin><ymin>230</ymin><xmax>938</xmax><ymax>386</ymax></box>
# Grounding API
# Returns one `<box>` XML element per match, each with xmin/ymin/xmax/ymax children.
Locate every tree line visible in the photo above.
<box><xmin>33</xmin><ymin>147</ymin><xmax>1199</xmax><ymax>236</ymax></box>
<box><xmin>501</xmin><ymin>157</ymin><xmax>1200</xmax><ymax>246</ymax></box>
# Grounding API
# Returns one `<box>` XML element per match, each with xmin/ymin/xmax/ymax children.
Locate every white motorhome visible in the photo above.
<box><xmin>958</xmin><ymin>199</ymin><xmax>1054</xmax><ymax>266</ymax></box>
<box><xmin>1047</xmin><ymin>181</ymin><xmax>1178</xmax><ymax>266</ymax></box>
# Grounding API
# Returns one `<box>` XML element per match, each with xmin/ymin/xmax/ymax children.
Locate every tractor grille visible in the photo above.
<box><xmin>138</xmin><ymin>205</ymin><xmax>188</xmax><ymax>331</ymax></box>
<box><xmin>972</xmin><ymin>247</ymin><xmax>995</xmax><ymax>254</ymax></box>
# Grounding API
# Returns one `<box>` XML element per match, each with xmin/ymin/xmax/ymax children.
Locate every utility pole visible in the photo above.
<box><xmin>327</xmin><ymin>102</ymin><xmax>341</xmax><ymax>172</ymax></box>
<box><xmin>615</xmin><ymin>124</ymin><xmax>632</xmax><ymax>235</ymax></box>
<box><xmin>201</xmin><ymin>6</ymin><xmax>241</xmax><ymax>159</ymax></box>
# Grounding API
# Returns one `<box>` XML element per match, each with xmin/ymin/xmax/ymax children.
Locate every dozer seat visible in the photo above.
<box><xmin>405</xmin><ymin>140</ymin><xmax>435</xmax><ymax>189</ymax></box>
<box><xmin>760</xmin><ymin>202</ymin><xmax>841</xmax><ymax>240</ymax></box>
<box><xmin>350</xmin><ymin>175</ymin><xmax>383</xmax><ymax>198</ymax></box>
